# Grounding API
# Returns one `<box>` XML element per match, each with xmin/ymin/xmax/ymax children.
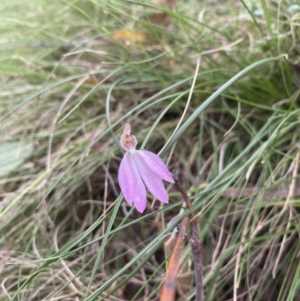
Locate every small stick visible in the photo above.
<box><xmin>160</xmin><ymin>217</ymin><xmax>190</xmax><ymax>301</ymax></box>
<box><xmin>172</xmin><ymin>171</ymin><xmax>204</xmax><ymax>301</ymax></box>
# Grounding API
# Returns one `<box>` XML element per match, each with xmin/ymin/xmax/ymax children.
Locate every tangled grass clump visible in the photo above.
<box><xmin>1</xmin><ymin>0</ymin><xmax>300</xmax><ymax>300</ymax></box>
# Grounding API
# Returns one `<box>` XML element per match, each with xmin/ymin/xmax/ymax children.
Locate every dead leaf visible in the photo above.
<box><xmin>113</xmin><ymin>31</ymin><xmax>146</xmax><ymax>43</ymax></box>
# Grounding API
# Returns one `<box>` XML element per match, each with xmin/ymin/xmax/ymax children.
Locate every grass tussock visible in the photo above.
<box><xmin>1</xmin><ymin>0</ymin><xmax>300</xmax><ymax>300</ymax></box>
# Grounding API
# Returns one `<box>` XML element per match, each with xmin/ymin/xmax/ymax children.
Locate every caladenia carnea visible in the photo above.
<box><xmin>118</xmin><ymin>123</ymin><xmax>174</xmax><ymax>213</ymax></box>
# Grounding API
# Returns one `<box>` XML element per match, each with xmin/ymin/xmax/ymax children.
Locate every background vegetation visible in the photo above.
<box><xmin>1</xmin><ymin>0</ymin><xmax>300</xmax><ymax>300</ymax></box>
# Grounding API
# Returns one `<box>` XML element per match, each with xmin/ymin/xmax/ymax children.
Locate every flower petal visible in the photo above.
<box><xmin>118</xmin><ymin>153</ymin><xmax>147</xmax><ymax>213</ymax></box>
<box><xmin>137</xmin><ymin>150</ymin><xmax>174</xmax><ymax>183</ymax></box>
<box><xmin>132</xmin><ymin>153</ymin><xmax>169</xmax><ymax>203</ymax></box>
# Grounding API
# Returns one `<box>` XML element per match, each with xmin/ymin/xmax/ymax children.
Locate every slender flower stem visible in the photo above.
<box><xmin>172</xmin><ymin>171</ymin><xmax>204</xmax><ymax>301</ymax></box>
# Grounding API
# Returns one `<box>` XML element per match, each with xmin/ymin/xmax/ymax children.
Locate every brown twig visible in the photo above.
<box><xmin>172</xmin><ymin>171</ymin><xmax>204</xmax><ymax>301</ymax></box>
<box><xmin>160</xmin><ymin>217</ymin><xmax>190</xmax><ymax>301</ymax></box>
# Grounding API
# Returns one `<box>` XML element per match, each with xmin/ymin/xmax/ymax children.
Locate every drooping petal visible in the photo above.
<box><xmin>132</xmin><ymin>153</ymin><xmax>169</xmax><ymax>203</ymax></box>
<box><xmin>136</xmin><ymin>150</ymin><xmax>174</xmax><ymax>183</ymax></box>
<box><xmin>118</xmin><ymin>153</ymin><xmax>147</xmax><ymax>213</ymax></box>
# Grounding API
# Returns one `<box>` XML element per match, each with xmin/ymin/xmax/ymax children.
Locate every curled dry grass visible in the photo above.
<box><xmin>0</xmin><ymin>0</ymin><xmax>300</xmax><ymax>300</ymax></box>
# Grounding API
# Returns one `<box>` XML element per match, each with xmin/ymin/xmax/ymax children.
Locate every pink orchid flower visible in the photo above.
<box><xmin>118</xmin><ymin>123</ymin><xmax>174</xmax><ymax>213</ymax></box>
